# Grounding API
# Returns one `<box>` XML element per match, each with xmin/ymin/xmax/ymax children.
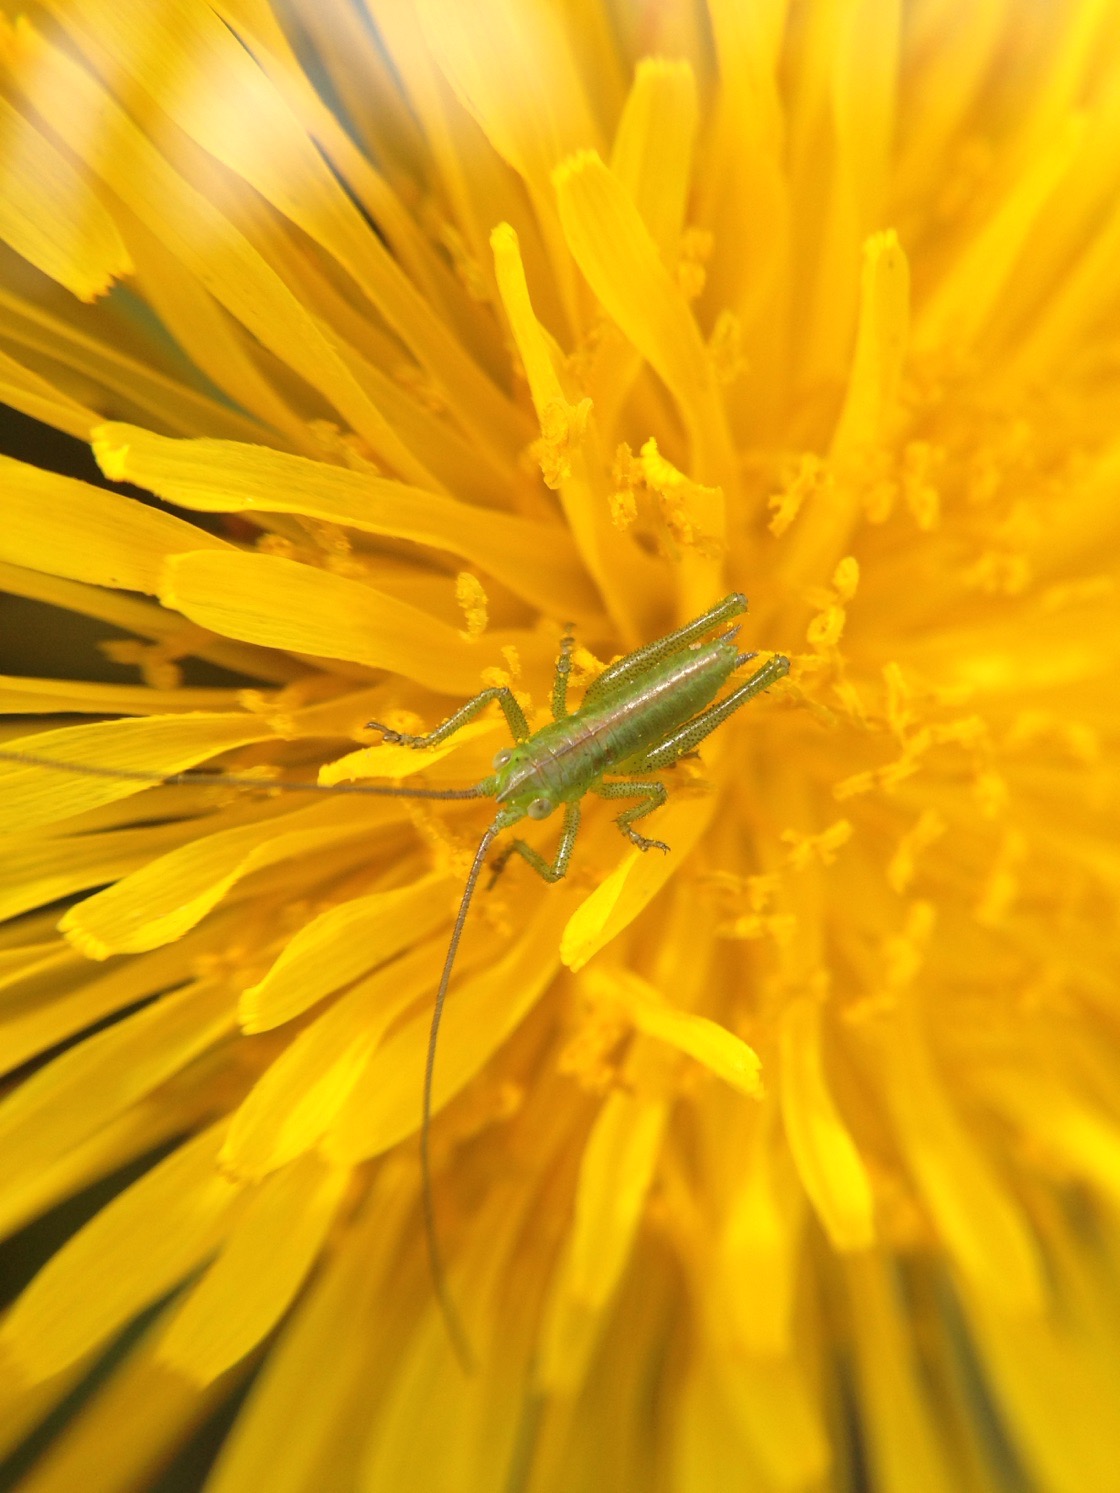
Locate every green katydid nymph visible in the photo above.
<box><xmin>0</xmin><ymin>592</ymin><xmax>789</xmax><ymax>1368</ymax></box>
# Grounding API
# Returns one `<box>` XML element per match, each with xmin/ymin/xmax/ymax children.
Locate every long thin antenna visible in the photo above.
<box><xmin>421</xmin><ymin>818</ymin><xmax>501</xmax><ymax>1374</ymax></box>
<box><xmin>0</xmin><ymin>749</ymin><xmax>485</xmax><ymax>801</ymax></box>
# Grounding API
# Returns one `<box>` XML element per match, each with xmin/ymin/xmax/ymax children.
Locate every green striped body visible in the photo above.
<box><xmin>493</xmin><ymin>636</ymin><xmax>740</xmax><ymax>816</ymax></box>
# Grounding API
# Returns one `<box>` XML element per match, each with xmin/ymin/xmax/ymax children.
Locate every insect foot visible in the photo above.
<box><xmin>364</xmin><ymin>719</ymin><xmax>411</xmax><ymax>746</ymax></box>
<box><xmin>625</xmin><ymin>830</ymin><xmax>671</xmax><ymax>854</ymax></box>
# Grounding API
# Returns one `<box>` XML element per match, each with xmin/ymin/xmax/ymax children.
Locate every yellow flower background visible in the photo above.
<box><xmin>2</xmin><ymin>0</ymin><xmax>1120</xmax><ymax>1488</ymax></box>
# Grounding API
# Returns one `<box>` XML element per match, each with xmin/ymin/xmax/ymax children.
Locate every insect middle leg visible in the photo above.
<box><xmin>489</xmin><ymin>801</ymin><xmax>581</xmax><ymax>886</ymax></box>
<box><xmin>633</xmin><ymin>654</ymin><xmax>791</xmax><ymax>772</ymax></box>
<box><xmin>367</xmin><ymin>685</ymin><xmax>530</xmax><ymax>748</ymax></box>
<box><xmin>593</xmin><ymin>779</ymin><xmax>670</xmax><ymax>853</ymax></box>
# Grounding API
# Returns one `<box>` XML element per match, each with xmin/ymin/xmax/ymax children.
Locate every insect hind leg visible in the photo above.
<box><xmin>593</xmin><ymin>779</ymin><xmax>670</xmax><ymax>853</ymax></box>
<box><xmin>634</xmin><ymin>654</ymin><xmax>790</xmax><ymax>772</ymax></box>
<box><xmin>582</xmin><ymin>593</ymin><xmax>748</xmax><ymax>708</ymax></box>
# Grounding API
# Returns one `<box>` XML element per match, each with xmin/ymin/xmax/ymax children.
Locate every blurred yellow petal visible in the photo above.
<box><xmin>610</xmin><ymin>59</ymin><xmax>697</xmax><ymax>265</ymax></box>
<box><xmin>0</xmin><ymin>979</ymin><xmax>235</xmax><ymax>1182</ymax></box>
<box><xmin>325</xmin><ymin>897</ymin><xmax>570</xmax><ymax>1162</ymax></box>
<box><xmin>223</xmin><ymin>942</ymin><xmax>439</xmax><ymax>1178</ymax></box>
<box><xmin>157</xmin><ymin>1153</ymin><xmax>349</xmax><ymax>1385</ymax></box>
<box><xmin>537</xmin><ymin>1087</ymin><xmax>667</xmax><ymax>1391</ymax></box>
<box><xmin>0</xmin><ymin>346</ymin><xmax>98</xmax><ymax>440</ymax></box>
<box><xmin>61</xmin><ymin>796</ymin><xmax>399</xmax><ymax>958</ymax></box>
<box><xmin>240</xmin><ymin>872</ymin><xmax>453</xmax><ymax>1032</ymax></box>
<box><xmin>561</xmin><ymin>798</ymin><xmax>714</xmax><ymax>971</ymax></box>
<box><xmin>161</xmin><ymin>550</ymin><xmax>507</xmax><ymax>692</ymax></box>
<box><xmin>64</xmin><ymin>0</ymin><xmax>527</xmax><ymax>468</ymax></box>
<box><xmin>885</xmin><ymin>1011</ymin><xmax>1045</xmax><ymax>1316</ymax></box>
<box><xmin>1</xmin><ymin>1125</ymin><xmax>244</xmax><ymax>1382</ymax></box>
<box><xmin>780</xmin><ymin>994</ymin><xmax>876</xmax><ymax>1251</ymax></box>
<box><xmin>5</xmin><ymin>17</ymin><xmax>440</xmax><ymax>488</ymax></box>
<box><xmin>0</xmin><ymin>453</ymin><xmax>229</xmax><ymax>594</ymax></box>
<box><xmin>0</xmin><ymin>714</ymin><xmax>274</xmax><ymax>831</ymax></box>
<box><xmin>0</xmin><ymin>93</ymin><xmax>131</xmax><ymax>300</ymax></box>
<box><xmin>94</xmin><ymin>422</ymin><xmax>598</xmax><ymax>618</ymax></box>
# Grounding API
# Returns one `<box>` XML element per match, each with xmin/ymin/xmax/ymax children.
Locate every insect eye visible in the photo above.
<box><xmin>492</xmin><ymin>748</ymin><xmax>513</xmax><ymax>769</ymax></box>
<box><xmin>527</xmin><ymin>796</ymin><xmax>554</xmax><ymax>820</ymax></box>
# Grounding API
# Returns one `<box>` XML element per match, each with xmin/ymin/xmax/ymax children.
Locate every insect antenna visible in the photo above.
<box><xmin>420</xmin><ymin>817</ymin><xmax>502</xmax><ymax>1374</ymax></box>
<box><xmin>0</xmin><ymin>749</ymin><xmax>487</xmax><ymax>801</ymax></box>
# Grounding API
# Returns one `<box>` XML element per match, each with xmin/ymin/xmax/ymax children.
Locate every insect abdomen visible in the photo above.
<box><xmin>528</xmin><ymin>639</ymin><xmax>740</xmax><ymax>799</ymax></box>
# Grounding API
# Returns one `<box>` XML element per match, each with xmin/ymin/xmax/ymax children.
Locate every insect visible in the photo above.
<box><xmin>1</xmin><ymin>592</ymin><xmax>789</xmax><ymax>1368</ymax></box>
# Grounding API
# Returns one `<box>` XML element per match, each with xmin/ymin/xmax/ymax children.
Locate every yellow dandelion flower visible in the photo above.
<box><xmin>1</xmin><ymin>1</ymin><xmax>1120</xmax><ymax>1489</ymax></box>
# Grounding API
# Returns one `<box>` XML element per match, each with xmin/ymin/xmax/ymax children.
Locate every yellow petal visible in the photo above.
<box><xmin>584</xmin><ymin>966</ymin><xmax>762</xmax><ymax>1095</ymax></box>
<box><xmin>0</xmin><ymin>92</ymin><xmax>131</xmax><ymax>300</ymax></box>
<box><xmin>489</xmin><ymin>220</ymin><xmax>659</xmax><ymax>640</ymax></box>
<box><xmin>0</xmin><ymin>672</ymin><xmax>241</xmax><ymax>717</ymax></box>
<box><xmin>0</xmin><ymin>1065</ymin><xmax>219</xmax><ymax>1243</ymax></box>
<box><xmin>885</xmin><ymin>1010</ymin><xmax>1045</xmax><ymax>1316</ymax></box>
<box><xmin>240</xmin><ymin>872</ymin><xmax>453</xmax><ymax>1032</ymax></box>
<box><xmin>830</xmin><ymin>230</ymin><xmax>910</xmax><ymax>460</ymax></box>
<box><xmin>324</xmin><ymin>895</ymin><xmax>571</xmax><ymax>1163</ymax></box>
<box><xmin>0</xmin><ymin>453</ymin><xmax>228</xmax><ymax>595</ymax></box>
<box><xmin>610</xmin><ymin>58</ymin><xmax>698</xmax><ymax>265</ymax></box>
<box><xmin>561</xmin><ymin>797</ymin><xmax>714</xmax><ymax>972</ymax></box>
<box><xmin>123</xmin><ymin>213</ymin><xmax>315</xmax><ymax>452</ymax></box>
<box><xmin>554</xmin><ymin>149</ymin><xmax>734</xmax><ymax>493</ymax></box>
<box><xmin>6</xmin><ymin>1327</ymin><xmax>232</xmax><ymax>1493</ymax></box>
<box><xmin>419</xmin><ymin>0</ymin><xmax>600</xmax><ymax>185</ymax></box>
<box><xmin>983</xmin><ymin>1068</ymin><xmax>1120</xmax><ymax>1204</ymax></box>
<box><xmin>715</xmin><ymin>1113</ymin><xmax>805</xmax><ymax>1357</ymax></box>
<box><xmin>161</xmin><ymin>550</ymin><xmax>509</xmax><ymax>693</ymax></box>
<box><xmin>203</xmin><ymin>1194</ymin><xmax>404</xmax><ymax>1493</ymax></box>
<box><xmin>1</xmin><ymin>920</ymin><xmax>233</xmax><ymax>1076</ymax></box>
<box><xmin>793</xmin><ymin>0</ymin><xmax>901</xmax><ymax>388</ymax></box>
<box><xmin>223</xmin><ymin>942</ymin><xmax>439</xmax><ymax>1178</ymax></box>
<box><xmin>707</xmin><ymin>1347</ymin><xmax>832</xmax><ymax>1488</ymax></box>
<box><xmin>779</xmin><ymin>995</ymin><xmax>875</xmax><ymax>1251</ymax></box>
<box><xmin>0</xmin><ymin>557</ymin><xmax>303</xmax><ymax>685</ymax></box>
<box><xmin>0</xmin><ymin>345</ymin><xmax>97</xmax><ymax>440</ymax></box>
<box><xmin>916</xmin><ymin>114</ymin><xmax>1085</xmax><ymax>353</ymax></box>
<box><xmin>537</xmin><ymin>1089</ymin><xmax>667</xmax><ymax>1391</ymax></box>
<box><xmin>93</xmin><ymin>423</ymin><xmax>598</xmax><ymax>619</ymax></box>
<box><xmin>0</xmin><ymin>979</ymin><xmax>236</xmax><ymax>1182</ymax></box>
<box><xmin>5</xmin><ymin>18</ymin><xmax>440</xmax><ymax>489</ymax></box>
<box><xmin>157</xmin><ymin>1154</ymin><xmax>348</xmax><ymax>1385</ymax></box>
<box><xmin>318</xmin><ymin>720</ymin><xmax>497</xmax><ymax>787</ymax></box>
<box><xmin>846</xmin><ymin>1253</ymin><xmax>959</xmax><ymax>1493</ymax></box>
<box><xmin>420</xmin><ymin>0</ymin><xmax>601</xmax><ymax>324</ymax></box>
<box><xmin>60</xmin><ymin>796</ymin><xmax>399</xmax><ymax>959</ymax></box>
<box><xmin>0</xmin><ymin>273</ymin><xmax>268</xmax><ymax>444</ymax></box>
<box><xmin>0</xmin><ymin>714</ymin><xmax>274</xmax><ymax>832</ymax></box>
<box><xmin>0</xmin><ymin>816</ymin><xmax>189</xmax><ymax>922</ymax></box>
<box><xmin>61</xmin><ymin>0</ymin><xmax>527</xmax><ymax>469</ymax></box>
<box><xmin>1</xmin><ymin>1124</ymin><xmax>244</xmax><ymax>1382</ymax></box>
<box><xmin>960</xmin><ymin>1201</ymin><xmax>1120</xmax><ymax>1493</ymax></box>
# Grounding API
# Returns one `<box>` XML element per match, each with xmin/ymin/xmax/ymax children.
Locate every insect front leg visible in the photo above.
<box><xmin>634</xmin><ymin>654</ymin><xmax>790</xmax><ymax>771</ymax></box>
<box><xmin>489</xmin><ymin>801</ymin><xmax>581</xmax><ymax>886</ymax></box>
<box><xmin>367</xmin><ymin>685</ymin><xmax>530</xmax><ymax>748</ymax></box>
<box><xmin>593</xmin><ymin>779</ymin><xmax>670</xmax><ymax>853</ymax></box>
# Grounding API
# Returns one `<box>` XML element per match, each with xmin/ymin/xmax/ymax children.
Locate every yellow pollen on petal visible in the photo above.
<box><xmin>455</xmin><ymin>572</ymin><xmax>488</xmax><ymax>639</ymax></box>
<box><xmin>781</xmin><ymin>819</ymin><xmax>854</xmax><ymax>872</ymax></box>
